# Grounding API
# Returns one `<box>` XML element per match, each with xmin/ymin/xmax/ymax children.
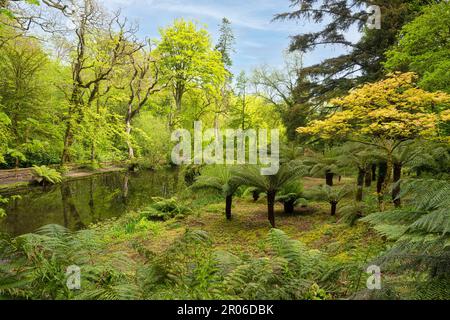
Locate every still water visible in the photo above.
<box><xmin>0</xmin><ymin>169</ymin><xmax>180</xmax><ymax>236</ymax></box>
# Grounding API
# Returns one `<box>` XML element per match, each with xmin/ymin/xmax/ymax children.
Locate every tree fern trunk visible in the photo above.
<box><xmin>331</xmin><ymin>201</ymin><xmax>338</xmax><ymax>216</ymax></box>
<box><xmin>267</xmin><ymin>191</ymin><xmax>276</xmax><ymax>228</ymax></box>
<box><xmin>371</xmin><ymin>164</ymin><xmax>377</xmax><ymax>180</ymax></box>
<box><xmin>377</xmin><ymin>162</ymin><xmax>387</xmax><ymax>206</ymax></box>
<box><xmin>225</xmin><ymin>195</ymin><xmax>232</xmax><ymax>220</ymax></box>
<box><xmin>284</xmin><ymin>201</ymin><xmax>295</xmax><ymax>214</ymax></box>
<box><xmin>326</xmin><ymin>170</ymin><xmax>334</xmax><ymax>186</ymax></box>
<box><xmin>357</xmin><ymin>168</ymin><xmax>365</xmax><ymax>202</ymax></box>
<box><xmin>365</xmin><ymin>169</ymin><xmax>372</xmax><ymax>187</ymax></box>
<box><xmin>392</xmin><ymin>163</ymin><xmax>402</xmax><ymax>208</ymax></box>
<box><xmin>380</xmin><ymin>150</ymin><xmax>394</xmax><ymax>211</ymax></box>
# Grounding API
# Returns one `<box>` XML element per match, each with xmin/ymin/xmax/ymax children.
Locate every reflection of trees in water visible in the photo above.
<box><xmin>3</xmin><ymin>170</ymin><xmax>181</xmax><ymax>236</ymax></box>
<box><xmin>60</xmin><ymin>183</ymin><xmax>85</xmax><ymax>230</ymax></box>
<box><xmin>89</xmin><ymin>177</ymin><xmax>96</xmax><ymax>223</ymax></box>
<box><xmin>122</xmin><ymin>172</ymin><xmax>130</xmax><ymax>204</ymax></box>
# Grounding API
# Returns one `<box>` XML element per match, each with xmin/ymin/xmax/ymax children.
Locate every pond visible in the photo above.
<box><xmin>0</xmin><ymin>169</ymin><xmax>181</xmax><ymax>237</ymax></box>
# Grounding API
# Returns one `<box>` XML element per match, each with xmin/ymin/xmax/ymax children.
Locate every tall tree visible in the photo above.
<box><xmin>214</xmin><ymin>17</ymin><xmax>235</xmax><ymax>132</ymax></box>
<box><xmin>233</xmin><ymin>71</ymin><xmax>249</xmax><ymax>130</ymax></box>
<box><xmin>123</xmin><ymin>44</ymin><xmax>163</xmax><ymax>159</ymax></box>
<box><xmin>0</xmin><ymin>34</ymin><xmax>47</xmax><ymax>144</ymax></box>
<box><xmin>53</xmin><ymin>1</ymin><xmax>141</xmax><ymax>164</ymax></box>
<box><xmin>157</xmin><ymin>19</ymin><xmax>226</xmax><ymax>120</ymax></box>
<box><xmin>252</xmin><ymin>52</ymin><xmax>311</xmax><ymax>140</ymax></box>
<box><xmin>275</xmin><ymin>0</ymin><xmax>440</xmax><ymax>106</ymax></box>
<box><xmin>215</xmin><ymin>17</ymin><xmax>235</xmax><ymax>70</ymax></box>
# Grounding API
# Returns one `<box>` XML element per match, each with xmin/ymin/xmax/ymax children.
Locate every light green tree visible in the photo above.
<box><xmin>157</xmin><ymin>19</ymin><xmax>227</xmax><ymax>118</ymax></box>
<box><xmin>385</xmin><ymin>2</ymin><xmax>450</xmax><ymax>93</ymax></box>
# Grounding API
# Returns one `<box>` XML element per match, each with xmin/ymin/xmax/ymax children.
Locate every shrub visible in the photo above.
<box><xmin>276</xmin><ymin>181</ymin><xmax>305</xmax><ymax>214</ymax></box>
<box><xmin>31</xmin><ymin>165</ymin><xmax>63</xmax><ymax>185</ymax></box>
<box><xmin>140</xmin><ymin>197</ymin><xmax>192</xmax><ymax>221</ymax></box>
<box><xmin>339</xmin><ymin>202</ymin><xmax>369</xmax><ymax>226</ymax></box>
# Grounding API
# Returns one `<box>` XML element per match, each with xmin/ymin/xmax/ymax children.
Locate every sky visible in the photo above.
<box><xmin>101</xmin><ymin>0</ymin><xmax>361</xmax><ymax>75</ymax></box>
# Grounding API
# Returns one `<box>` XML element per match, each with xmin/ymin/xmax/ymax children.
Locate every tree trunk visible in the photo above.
<box><xmin>284</xmin><ymin>201</ymin><xmax>295</xmax><ymax>214</ymax></box>
<box><xmin>392</xmin><ymin>163</ymin><xmax>402</xmax><ymax>208</ymax></box>
<box><xmin>252</xmin><ymin>190</ymin><xmax>260</xmax><ymax>202</ymax></box>
<box><xmin>377</xmin><ymin>162</ymin><xmax>387</xmax><ymax>194</ymax></box>
<box><xmin>356</xmin><ymin>168</ymin><xmax>365</xmax><ymax>202</ymax></box>
<box><xmin>267</xmin><ymin>191</ymin><xmax>276</xmax><ymax>228</ymax></box>
<box><xmin>175</xmin><ymin>84</ymin><xmax>184</xmax><ymax>112</ymax></box>
<box><xmin>365</xmin><ymin>169</ymin><xmax>372</xmax><ymax>187</ymax></box>
<box><xmin>90</xmin><ymin>142</ymin><xmax>96</xmax><ymax>163</ymax></box>
<box><xmin>379</xmin><ymin>152</ymin><xmax>394</xmax><ymax>211</ymax></box>
<box><xmin>225</xmin><ymin>195</ymin><xmax>232</xmax><ymax>220</ymax></box>
<box><xmin>325</xmin><ymin>170</ymin><xmax>334</xmax><ymax>186</ymax></box>
<box><xmin>330</xmin><ymin>201</ymin><xmax>338</xmax><ymax>216</ymax></box>
<box><xmin>61</xmin><ymin>124</ymin><xmax>74</xmax><ymax>165</ymax></box>
<box><xmin>126</xmin><ymin>116</ymin><xmax>135</xmax><ymax>159</ymax></box>
<box><xmin>371</xmin><ymin>164</ymin><xmax>377</xmax><ymax>180</ymax></box>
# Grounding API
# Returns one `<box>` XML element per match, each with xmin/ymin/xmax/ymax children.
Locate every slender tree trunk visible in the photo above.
<box><xmin>175</xmin><ymin>83</ymin><xmax>184</xmax><ymax>112</ymax></box>
<box><xmin>365</xmin><ymin>169</ymin><xmax>372</xmax><ymax>187</ymax></box>
<box><xmin>267</xmin><ymin>191</ymin><xmax>276</xmax><ymax>228</ymax></box>
<box><xmin>356</xmin><ymin>168</ymin><xmax>365</xmax><ymax>202</ymax></box>
<box><xmin>284</xmin><ymin>201</ymin><xmax>295</xmax><ymax>214</ymax></box>
<box><xmin>379</xmin><ymin>151</ymin><xmax>394</xmax><ymax>211</ymax></box>
<box><xmin>326</xmin><ymin>170</ymin><xmax>334</xmax><ymax>186</ymax></box>
<box><xmin>331</xmin><ymin>201</ymin><xmax>338</xmax><ymax>216</ymax></box>
<box><xmin>126</xmin><ymin>115</ymin><xmax>134</xmax><ymax>159</ymax></box>
<box><xmin>61</xmin><ymin>124</ymin><xmax>74</xmax><ymax>165</ymax></box>
<box><xmin>371</xmin><ymin>164</ymin><xmax>377</xmax><ymax>180</ymax></box>
<box><xmin>377</xmin><ymin>162</ymin><xmax>388</xmax><ymax>210</ymax></box>
<box><xmin>392</xmin><ymin>163</ymin><xmax>402</xmax><ymax>208</ymax></box>
<box><xmin>90</xmin><ymin>142</ymin><xmax>95</xmax><ymax>163</ymax></box>
<box><xmin>376</xmin><ymin>162</ymin><xmax>387</xmax><ymax>194</ymax></box>
<box><xmin>225</xmin><ymin>195</ymin><xmax>232</xmax><ymax>220</ymax></box>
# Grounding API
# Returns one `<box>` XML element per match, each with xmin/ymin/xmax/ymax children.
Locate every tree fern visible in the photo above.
<box><xmin>231</xmin><ymin>161</ymin><xmax>308</xmax><ymax>227</ymax></box>
<box><xmin>191</xmin><ymin>166</ymin><xmax>240</xmax><ymax>220</ymax></box>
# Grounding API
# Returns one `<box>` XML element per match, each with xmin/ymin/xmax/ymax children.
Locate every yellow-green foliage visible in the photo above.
<box><xmin>299</xmin><ymin>73</ymin><xmax>450</xmax><ymax>141</ymax></box>
<box><xmin>31</xmin><ymin>165</ymin><xmax>63</xmax><ymax>185</ymax></box>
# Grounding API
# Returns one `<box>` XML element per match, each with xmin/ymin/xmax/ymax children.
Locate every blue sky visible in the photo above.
<box><xmin>102</xmin><ymin>0</ymin><xmax>361</xmax><ymax>75</ymax></box>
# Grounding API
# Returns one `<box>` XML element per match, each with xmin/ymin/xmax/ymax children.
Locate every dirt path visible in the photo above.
<box><xmin>0</xmin><ymin>164</ymin><xmax>127</xmax><ymax>187</ymax></box>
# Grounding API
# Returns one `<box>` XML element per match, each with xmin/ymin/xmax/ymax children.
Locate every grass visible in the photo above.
<box><xmin>85</xmin><ymin>176</ymin><xmax>385</xmax><ymax>272</ymax></box>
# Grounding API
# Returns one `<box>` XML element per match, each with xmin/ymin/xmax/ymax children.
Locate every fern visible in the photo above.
<box><xmin>31</xmin><ymin>165</ymin><xmax>62</xmax><ymax>185</ymax></box>
<box><xmin>0</xmin><ymin>224</ymin><xmax>138</xmax><ymax>300</ymax></box>
<box><xmin>362</xmin><ymin>178</ymin><xmax>450</xmax><ymax>299</ymax></box>
<box><xmin>140</xmin><ymin>197</ymin><xmax>192</xmax><ymax>221</ymax></box>
<box><xmin>219</xmin><ymin>229</ymin><xmax>329</xmax><ymax>300</ymax></box>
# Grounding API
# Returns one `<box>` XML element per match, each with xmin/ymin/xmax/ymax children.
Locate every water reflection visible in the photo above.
<box><xmin>0</xmin><ymin>169</ymin><xmax>180</xmax><ymax>236</ymax></box>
